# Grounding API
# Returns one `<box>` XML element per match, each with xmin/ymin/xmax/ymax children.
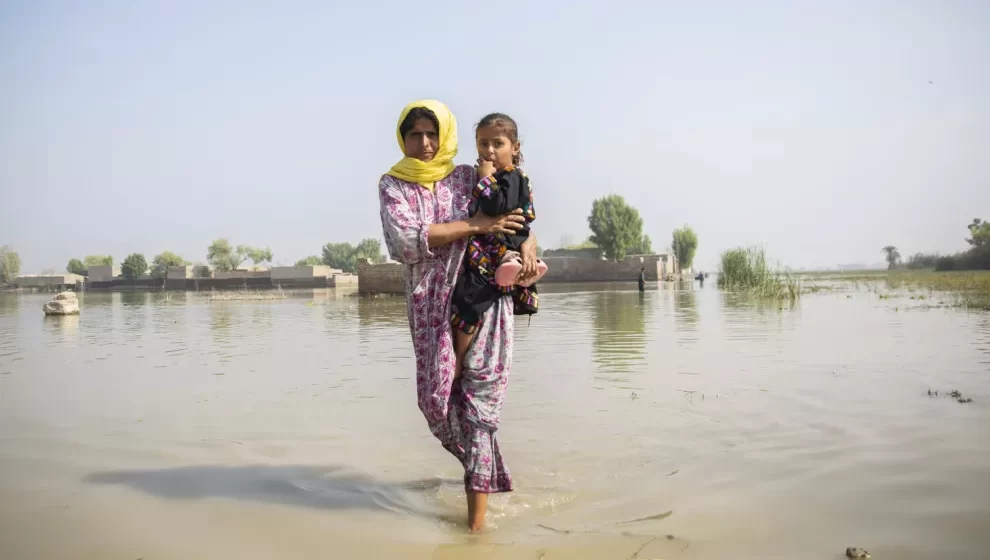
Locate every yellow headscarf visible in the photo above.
<box><xmin>386</xmin><ymin>99</ymin><xmax>458</xmax><ymax>191</ymax></box>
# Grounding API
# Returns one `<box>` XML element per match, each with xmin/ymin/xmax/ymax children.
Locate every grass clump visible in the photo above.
<box><xmin>717</xmin><ymin>247</ymin><xmax>800</xmax><ymax>300</ymax></box>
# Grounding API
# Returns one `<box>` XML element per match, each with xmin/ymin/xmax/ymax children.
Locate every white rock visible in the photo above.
<box><xmin>44</xmin><ymin>292</ymin><xmax>79</xmax><ymax>315</ymax></box>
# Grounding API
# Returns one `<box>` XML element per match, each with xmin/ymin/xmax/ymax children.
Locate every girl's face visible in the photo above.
<box><xmin>403</xmin><ymin>118</ymin><xmax>439</xmax><ymax>162</ymax></box>
<box><xmin>476</xmin><ymin>125</ymin><xmax>519</xmax><ymax>169</ymax></box>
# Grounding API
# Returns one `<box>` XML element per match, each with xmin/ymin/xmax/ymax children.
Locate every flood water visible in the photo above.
<box><xmin>1</xmin><ymin>283</ymin><xmax>988</xmax><ymax>559</ymax></box>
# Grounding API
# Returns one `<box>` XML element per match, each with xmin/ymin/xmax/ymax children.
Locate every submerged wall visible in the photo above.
<box><xmin>357</xmin><ymin>259</ymin><xmax>404</xmax><ymax>295</ymax></box>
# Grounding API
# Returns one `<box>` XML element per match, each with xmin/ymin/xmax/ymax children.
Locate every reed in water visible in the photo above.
<box><xmin>717</xmin><ymin>246</ymin><xmax>800</xmax><ymax>300</ymax></box>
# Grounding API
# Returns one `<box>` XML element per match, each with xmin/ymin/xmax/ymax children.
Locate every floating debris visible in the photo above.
<box><xmin>615</xmin><ymin>510</ymin><xmax>673</xmax><ymax>525</ymax></box>
<box><xmin>846</xmin><ymin>547</ymin><xmax>871</xmax><ymax>559</ymax></box>
<box><xmin>43</xmin><ymin>291</ymin><xmax>79</xmax><ymax>315</ymax></box>
<box><xmin>929</xmin><ymin>388</ymin><xmax>973</xmax><ymax>404</ymax></box>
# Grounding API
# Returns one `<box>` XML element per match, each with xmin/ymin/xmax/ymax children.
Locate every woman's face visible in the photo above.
<box><xmin>403</xmin><ymin>118</ymin><xmax>439</xmax><ymax>162</ymax></box>
<box><xmin>476</xmin><ymin>125</ymin><xmax>519</xmax><ymax>169</ymax></box>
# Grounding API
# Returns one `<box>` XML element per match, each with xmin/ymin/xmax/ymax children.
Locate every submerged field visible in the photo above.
<box><xmin>798</xmin><ymin>269</ymin><xmax>990</xmax><ymax>309</ymax></box>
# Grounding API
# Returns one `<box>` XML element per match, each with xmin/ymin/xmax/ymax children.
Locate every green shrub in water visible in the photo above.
<box><xmin>717</xmin><ymin>247</ymin><xmax>799</xmax><ymax>300</ymax></box>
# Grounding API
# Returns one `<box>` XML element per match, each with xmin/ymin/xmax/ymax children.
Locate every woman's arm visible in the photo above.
<box><xmin>427</xmin><ymin>220</ymin><xmax>479</xmax><ymax>249</ymax></box>
<box><xmin>427</xmin><ymin>211</ymin><xmax>526</xmax><ymax>249</ymax></box>
<box><xmin>380</xmin><ymin>180</ymin><xmax>435</xmax><ymax>265</ymax></box>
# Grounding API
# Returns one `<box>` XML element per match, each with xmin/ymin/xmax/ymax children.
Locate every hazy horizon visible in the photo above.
<box><xmin>2</xmin><ymin>1</ymin><xmax>988</xmax><ymax>274</ymax></box>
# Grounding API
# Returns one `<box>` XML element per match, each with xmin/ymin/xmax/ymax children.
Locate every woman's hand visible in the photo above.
<box><xmin>470</xmin><ymin>209</ymin><xmax>526</xmax><ymax>236</ymax></box>
<box><xmin>519</xmin><ymin>235</ymin><xmax>539</xmax><ymax>282</ymax></box>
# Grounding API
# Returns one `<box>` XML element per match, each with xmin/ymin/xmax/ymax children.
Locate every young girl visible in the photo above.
<box><xmin>450</xmin><ymin>113</ymin><xmax>548</xmax><ymax>378</ymax></box>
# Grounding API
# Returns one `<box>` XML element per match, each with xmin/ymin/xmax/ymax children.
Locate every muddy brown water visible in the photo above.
<box><xmin>1</xmin><ymin>284</ymin><xmax>988</xmax><ymax>559</ymax></box>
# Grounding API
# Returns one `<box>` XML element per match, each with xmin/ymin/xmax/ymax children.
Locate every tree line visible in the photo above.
<box><xmin>883</xmin><ymin>218</ymin><xmax>990</xmax><ymax>271</ymax></box>
<box><xmin>0</xmin><ymin>236</ymin><xmax>387</xmax><ymax>287</ymax></box>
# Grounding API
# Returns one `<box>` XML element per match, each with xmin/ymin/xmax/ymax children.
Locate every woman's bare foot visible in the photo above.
<box><xmin>467</xmin><ymin>491</ymin><xmax>488</xmax><ymax>532</ymax></box>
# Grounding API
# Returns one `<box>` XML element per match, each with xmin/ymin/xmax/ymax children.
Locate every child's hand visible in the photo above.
<box><xmin>476</xmin><ymin>158</ymin><xmax>496</xmax><ymax>179</ymax></box>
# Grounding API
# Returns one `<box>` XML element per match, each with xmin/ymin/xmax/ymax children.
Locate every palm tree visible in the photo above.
<box><xmin>881</xmin><ymin>245</ymin><xmax>901</xmax><ymax>270</ymax></box>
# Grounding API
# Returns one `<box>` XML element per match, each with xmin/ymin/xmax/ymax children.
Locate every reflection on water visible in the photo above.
<box><xmin>673</xmin><ymin>285</ymin><xmax>699</xmax><ymax>335</ymax></box>
<box><xmin>120</xmin><ymin>291</ymin><xmax>150</xmax><ymax>307</ymax></box>
<box><xmin>211</xmin><ymin>304</ymin><xmax>233</xmax><ymax>334</ymax></box>
<box><xmin>590</xmin><ymin>290</ymin><xmax>649</xmax><ymax>377</ymax></box>
<box><xmin>0</xmin><ymin>293</ymin><xmax>18</xmax><ymax>314</ymax></box>
<box><xmin>1</xmin><ymin>286</ymin><xmax>989</xmax><ymax>559</ymax></box>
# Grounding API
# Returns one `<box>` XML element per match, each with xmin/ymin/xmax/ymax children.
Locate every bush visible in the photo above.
<box><xmin>120</xmin><ymin>253</ymin><xmax>148</xmax><ymax>280</ymax></box>
<box><xmin>934</xmin><ymin>246</ymin><xmax>990</xmax><ymax>271</ymax></box>
<box><xmin>717</xmin><ymin>246</ymin><xmax>799</xmax><ymax>300</ymax></box>
<box><xmin>905</xmin><ymin>253</ymin><xmax>939</xmax><ymax>270</ymax></box>
<box><xmin>67</xmin><ymin>258</ymin><xmax>88</xmax><ymax>275</ymax></box>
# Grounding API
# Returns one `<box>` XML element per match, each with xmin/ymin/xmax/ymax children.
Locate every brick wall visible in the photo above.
<box><xmin>357</xmin><ymin>259</ymin><xmax>405</xmax><ymax>295</ymax></box>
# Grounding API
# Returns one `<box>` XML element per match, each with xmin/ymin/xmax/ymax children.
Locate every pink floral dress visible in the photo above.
<box><xmin>378</xmin><ymin>164</ymin><xmax>514</xmax><ymax>494</ymax></box>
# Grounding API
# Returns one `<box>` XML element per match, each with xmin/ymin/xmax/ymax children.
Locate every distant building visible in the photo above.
<box><xmin>15</xmin><ymin>274</ymin><xmax>85</xmax><ymax>290</ymax></box>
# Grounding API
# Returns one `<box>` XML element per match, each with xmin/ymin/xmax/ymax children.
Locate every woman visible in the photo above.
<box><xmin>377</xmin><ymin>100</ymin><xmax>539</xmax><ymax>531</ymax></box>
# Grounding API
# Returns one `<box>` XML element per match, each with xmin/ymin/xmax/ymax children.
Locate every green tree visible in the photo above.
<box><xmin>120</xmin><ymin>253</ymin><xmax>148</xmax><ymax>280</ymax></box>
<box><xmin>84</xmin><ymin>255</ymin><xmax>113</xmax><ymax>268</ymax></box>
<box><xmin>881</xmin><ymin>245</ymin><xmax>901</xmax><ymax>270</ymax></box>
<box><xmin>151</xmin><ymin>251</ymin><xmax>188</xmax><ymax>278</ymax></box>
<box><xmin>630</xmin><ymin>234</ymin><xmax>652</xmax><ymax>255</ymax></box>
<box><xmin>966</xmin><ymin>218</ymin><xmax>989</xmax><ymax>248</ymax></box>
<box><xmin>295</xmin><ymin>255</ymin><xmax>324</xmax><ymax>267</ymax></box>
<box><xmin>587</xmin><ymin>194</ymin><xmax>644</xmax><ymax>261</ymax></box>
<box><xmin>0</xmin><ymin>245</ymin><xmax>21</xmax><ymax>285</ymax></box>
<box><xmin>67</xmin><ymin>258</ymin><xmax>87</xmax><ymax>276</ymax></box>
<box><xmin>244</xmin><ymin>246</ymin><xmax>273</xmax><ymax>267</ymax></box>
<box><xmin>672</xmin><ymin>226</ymin><xmax>699</xmax><ymax>271</ymax></box>
<box><xmin>207</xmin><ymin>239</ymin><xmax>273</xmax><ymax>271</ymax></box>
<box><xmin>322</xmin><ymin>242</ymin><xmax>356</xmax><ymax>272</ymax></box>
<box><xmin>207</xmin><ymin>239</ymin><xmax>246</xmax><ymax>272</ymax></box>
<box><xmin>317</xmin><ymin>239</ymin><xmax>385</xmax><ymax>272</ymax></box>
<box><xmin>354</xmin><ymin>238</ymin><xmax>384</xmax><ymax>264</ymax></box>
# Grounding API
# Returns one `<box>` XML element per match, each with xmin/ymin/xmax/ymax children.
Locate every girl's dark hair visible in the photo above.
<box><xmin>399</xmin><ymin>107</ymin><xmax>440</xmax><ymax>139</ymax></box>
<box><xmin>477</xmin><ymin>112</ymin><xmax>523</xmax><ymax>165</ymax></box>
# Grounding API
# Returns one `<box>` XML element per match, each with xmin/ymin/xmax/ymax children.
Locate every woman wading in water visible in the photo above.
<box><xmin>377</xmin><ymin>100</ymin><xmax>539</xmax><ymax>531</ymax></box>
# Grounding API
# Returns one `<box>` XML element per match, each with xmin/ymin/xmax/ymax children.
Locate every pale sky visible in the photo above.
<box><xmin>2</xmin><ymin>0</ymin><xmax>988</xmax><ymax>273</ymax></box>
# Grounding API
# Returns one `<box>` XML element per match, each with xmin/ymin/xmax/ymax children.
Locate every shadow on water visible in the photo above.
<box><xmin>85</xmin><ymin>464</ymin><xmax>458</xmax><ymax>520</ymax></box>
<box><xmin>590</xmin><ymin>290</ymin><xmax>649</xmax><ymax>377</ymax></box>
